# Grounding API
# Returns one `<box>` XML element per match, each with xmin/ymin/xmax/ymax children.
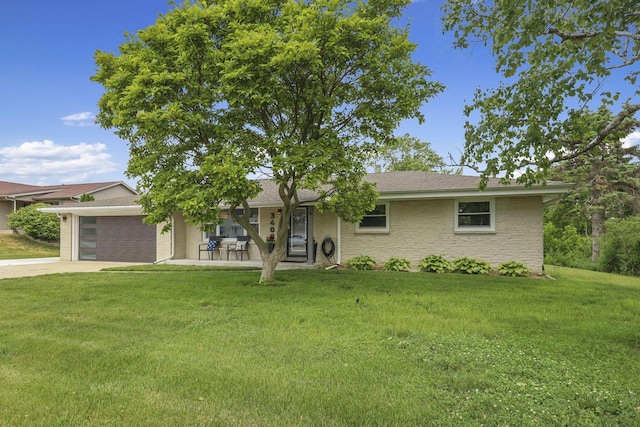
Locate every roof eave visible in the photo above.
<box><xmin>376</xmin><ymin>185</ymin><xmax>572</xmax><ymax>201</ymax></box>
<box><xmin>39</xmin><ymin>205</ymin><xmax>144</xmax><ymax>216</ymax></box>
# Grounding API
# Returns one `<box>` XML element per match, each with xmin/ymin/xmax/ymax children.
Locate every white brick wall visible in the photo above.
<box><xmin>331</xmin><ymin>197</ymin><xmax>543</xmax><ymax>273</ymax></box>
<box><xmin>59</xmin><ymin>215</ymin><xmax>72</xmax><ymax>261</ymax></box>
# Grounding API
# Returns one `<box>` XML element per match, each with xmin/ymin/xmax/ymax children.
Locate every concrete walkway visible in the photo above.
<box><xmin>0</xmin><ymin>257</ymin><xmax>321</xmax><ymax>280</ymax></box>
<box><xmin>0</xmin><ymin>258</ymin><xmax>145</xmax><ymax>280</ymax></box>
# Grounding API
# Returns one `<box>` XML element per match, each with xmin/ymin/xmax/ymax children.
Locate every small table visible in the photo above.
<box><xmin>218</xmin><ymin>238</ymin><xmax>238</xmax><ymax>260</ymax></box>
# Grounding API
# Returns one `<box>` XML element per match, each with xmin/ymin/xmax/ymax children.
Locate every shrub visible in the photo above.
<box><xmin>7</xmin><ymin>203</ymin><xmax>60</xmax><ymax>241</ymax></box>
<box><xmin>498</xmin><ymin>261</ymin><xmax>531</xmax><ymax>277</ymax></box>
<box><xmin>346</xmin><ymin>255</ymin><xmax>376</xmax><ymax>270</ymax></box>
<box><xmin>544</xmin><ymin>223</ymin><xmax>592</xmax><ymax>269</ymax></box>
<box><xmin>383</xmin><ymin>257</ymin><xmax>411</xmax><ymax>272</ymax></box>
<box><xmin>453</xmin><ymin>257</ymin><xmax>491</xmax><ymax>275</ymax></box>
<box><xmin>599</xmin><ymin>216</ymin><xmax>640</xmax><ymax>276</ymax></box>
<box><xmin>418</xmin><ymin>255</ymin><xmax>453</xmax><ymax>273</ymax></box>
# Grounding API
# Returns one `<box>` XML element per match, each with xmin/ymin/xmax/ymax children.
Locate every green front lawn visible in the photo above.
<box><xmin>0</xmin><ymin>266</ymin><xmax>639</xmax><ymax>425</ymax></box>
<box><xmin>0</xmin><ymin>234</ymin><xmax>59</xmax><ymax>260</ymax></box>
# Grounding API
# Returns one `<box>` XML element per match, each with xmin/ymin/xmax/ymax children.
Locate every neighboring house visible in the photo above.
<box><xmin>40</xmin><ymin>171</ymin><xmax>571</xmax><ymax>271</ymax></box>
<box><xmin>1</xmin><ymin>181</ymin><xmax>137</xmax><ymax>232</ymax></box>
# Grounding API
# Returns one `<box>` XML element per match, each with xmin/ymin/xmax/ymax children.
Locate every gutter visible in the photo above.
<box><xmin>3</xmin><ymin>196</ymin><xmax>17</xmax><ymax>213</ymax></box>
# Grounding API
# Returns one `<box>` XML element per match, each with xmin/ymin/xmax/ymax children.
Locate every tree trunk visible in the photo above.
<box><xmin>259</xmin><ymin>244</ymin><xmax>285</xmax><ymax>284</ymax></box>
<box><xmin>591</xmin><ymin>208</ymin><xmax>605</xmax><ymax>264</ymax></box>
<box><xmin>260</xmin><ymin>256</ymin><xmax>278</xmax><ymax>283</ymax></box>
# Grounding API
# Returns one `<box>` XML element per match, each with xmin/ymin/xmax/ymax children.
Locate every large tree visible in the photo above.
<box><xmin>545</xmin><ymin>108</ymin><xmax>640</xmax><ymax>263</ymax></box>
<box><xmin>92</xmin><ymin>0</ymin><xmax>443</xmax><ymax>283</ymax></box>
<box><xmin>442</xmin><ymin>0</ymin><xmax>639</xmax><ymax>185</ymax></box>
<box><xmin>367</xmin><ymin>133</ymin><xmax>454</xmax><ymax>173</ymax></box>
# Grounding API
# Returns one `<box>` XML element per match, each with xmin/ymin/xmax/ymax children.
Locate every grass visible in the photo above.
<box><xmin>0</xmin><ymin>265</ymin><xmax>639</xmax><ymax>425</ymax></box>
<box><xmin>0</xmin><ymin>234</ymin><xmax>59</xmax><ymax>260</ymax></box>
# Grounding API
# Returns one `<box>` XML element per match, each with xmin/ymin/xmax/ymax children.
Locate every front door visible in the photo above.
<box><xmin>288</xmin><ymin>207</ymin><xmax>307</xmax><ymax>257</ymax></box>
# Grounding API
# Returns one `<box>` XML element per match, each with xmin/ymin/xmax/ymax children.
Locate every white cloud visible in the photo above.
<box><xmin>622</xmin><ymin>131</ymin><xmax>640</xmax><ymax>148</ymax></box>
<box><xmin>0</xmin><ymin>140</ymin><xmax>117</xmax><ymax>184</ymax></box>
<box><xmin>61</xmin><ymin>111</ymin><xmax>96</xmax><ymax>127</ymax></box>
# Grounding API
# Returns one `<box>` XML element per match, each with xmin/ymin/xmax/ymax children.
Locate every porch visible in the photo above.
<box><xmin>162</xmin><ymin>258</ymin><xmax>323</xmax><ymax>270</ymax></box>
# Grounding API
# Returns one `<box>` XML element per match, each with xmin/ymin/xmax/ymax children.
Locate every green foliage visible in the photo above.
<box><xmin>443</xmin><ymin>1</ymin><xmax>640</xmax><ymax>186</ymax></box>
<box><xmin>453</xmin><ymin>257</ymin><xmax>491</xmax><ymax>275</ymax></box>
<box><xmin>498</xmin><ymin>261</ymin><xmax>532</xmax><ymax>277</ymax></box>
<box><xmin>80</xmin><ymin>193</ymin><xmax>95</xmax><ymax>202</ymax></box>
<box><xmin>544</xmin><ymin>107</ymin><xmax>640</xmax><ymax>262</ymax></box>
<box><xmin>383</xmin><ymin>257</ymin><xmax>411</xmax><ymax>272</ymax></box>
<box><xmin>417</xmin><ymin>254</ymin><xmax>453</xmax><ymax>273</ymax></box>
<box><xmin>599</xmin><ymin>216</ymin><xmax>640</xmax><ymax>276</ymax></box>
<box><xmin>367</xmin><ymin>134</ymin><xmax>455</xmax><ymax>174</ymax></box>
<box><xmin>7</xmin><ymin>203</ymin><xmax>60</xmax><ymax>242</ymax></box>
<box><xmin>92</xmin><ymin>0</ymin><xmax>443</xmax><ymax>282</ymax></box>
<box><xmin>346</xmin><ymin>255</ymin><xmax>377</xmax><ymax>271</ymax></box>
<box><xmin>544</xmin><ymin>222</ymin><xmax>593</xmax><ymax>269</ymax></box>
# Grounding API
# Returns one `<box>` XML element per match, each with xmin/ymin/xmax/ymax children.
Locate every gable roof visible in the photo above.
<box><xmin>40</xmin><ymin>171</ymin><xmax>571</xmax><ymax>216</ymax></box>
<box><xmin>0</xmin><ymin>181</ymin><xmax>45</xmax><ymax>196</ymax></box>
<box><xmin>0</xmin><ymin>181</ymin><xmax>135</xmax><ymax>200</ymax></box>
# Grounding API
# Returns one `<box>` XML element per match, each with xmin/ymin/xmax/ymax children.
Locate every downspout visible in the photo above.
<box><xmin>153</xmin><ymin>216</ymin><xmax>175</xmax><ymax>264</ymax></box>
<box><xmin>3</xmin><ymin>196</ymin><xmax>17</xmax><ymax>213</ymax></box>
<box><xmin>5</xmin><ymin>196</ymin><xmax>17</xmax><ymax>232</ymax></box>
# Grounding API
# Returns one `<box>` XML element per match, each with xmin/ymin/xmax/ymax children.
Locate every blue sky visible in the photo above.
<box><xmin>0</xmin><ymin>1</ymin><xmax>573</xmax><ymax>186</ymax></box>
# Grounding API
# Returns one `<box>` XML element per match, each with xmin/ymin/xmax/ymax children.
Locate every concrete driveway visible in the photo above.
<box><xmin>0</xmin><ymin>258</ymin><xmax>146</xmax><ymax>280</ymax></box>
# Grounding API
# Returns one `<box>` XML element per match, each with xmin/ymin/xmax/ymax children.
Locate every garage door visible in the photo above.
<box><xmin>79</xmin><ymin>216</ymin><xmax>156</xmax><ymax>262</ymax></box>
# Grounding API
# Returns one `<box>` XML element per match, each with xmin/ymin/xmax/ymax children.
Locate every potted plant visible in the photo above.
<box><xmin>266</xmin><ymin>234</ymin><xmax>276</xmax><ymax>253</ymax></box>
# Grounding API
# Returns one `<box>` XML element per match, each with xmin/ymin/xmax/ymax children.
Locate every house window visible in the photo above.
<box><xmin>455</xmin><ymin>200</ymin><xmax>495</xmax><ymax>232</ymax></box>
<box><xmin>204</xmin><ymin>208</ymin><xmax>259</xmax><ymax>239</ymax></box>
<box><xmin>356</xmin><ymin>203</ymin><xmax>389</xmax><ymax>232</ymax></box>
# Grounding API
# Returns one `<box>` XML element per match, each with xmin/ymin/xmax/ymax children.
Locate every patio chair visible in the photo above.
<box><xmin>199</xmin><ymin>236</ymin><xmax>222</xmax><ymax>260</ymax></box>
<box><xmin>228</xmin><ymin>236</ymin><xmax>251</xmax><ymax>260</ymax></box>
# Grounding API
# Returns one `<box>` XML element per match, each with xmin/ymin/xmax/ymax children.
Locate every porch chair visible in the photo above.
<box><xmin>199</xmin><ymin>236</ymin><xmax>222</xmax><ymax>260</ymax></box>
<box><xmin>229</xmin><ymin>236</ymin><xmax>251</xmax><ymax>260</ymax></box>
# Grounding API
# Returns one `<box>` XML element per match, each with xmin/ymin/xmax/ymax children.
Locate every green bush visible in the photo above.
<box><xmin>417</xmin><ymin>255</ymin><xmax>453</xmax><ymax>273</ymax></box>
<box><xmin>453</xmin><ymin>257</ymin><xmax>491</xmax><ymax>275</ymax></box>
<box><xmin>383</xmin><ymin>257</ymin><xmax>411</xmax><ymax>272</ymax></box>
<box><xmin>544</xmin><ymin>223</ymin><xmax>592</xmax><ymax>269</ymax></box>
<box><xmin>7</xmin><ymin>203</ymin><xmax>60</xmax><ymax>242</ymax></box>
<box><xmin>599</xmin><ymin>216</ymin><xmax>640</xmax><ymax>276</ymax></box>
<box><xmin>346</xmin><ymin>255</ymin><xmax>377</xmax><ymax>270</ymax></box>
<box><xmin>498</xmin><ymin>261</ymin><xmax>531</xmax><ymax>277</ymax></box>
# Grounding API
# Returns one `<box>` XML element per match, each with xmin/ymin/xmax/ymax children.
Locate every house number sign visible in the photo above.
<box><xmin>269</xmin><ymin>212</ymin><xmax>276</xmax><ymax>233</ymax></box>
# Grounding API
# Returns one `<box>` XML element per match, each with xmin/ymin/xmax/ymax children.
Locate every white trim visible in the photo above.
<box><xmin>71</xmin><ymin>214</ymin><xmax>78</xmax><ymax>261</ymax></box>
<box><xmin>356</xmin><ymin>201</ymin><xmax>389</xmax><ymax>233</ymax></box>
<box><xmin>454</xmin><ymin>198</ymin><xmax>496</xmax><ymax>233</ymax></box>
<box><xmin>378</xmin><ymin>186</ymin><xmax>569</xmax><ymax>201</ymax></box>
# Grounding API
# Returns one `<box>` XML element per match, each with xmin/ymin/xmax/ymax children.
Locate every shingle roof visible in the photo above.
<box><xmin>33</xmin><ymin>182</ymin><xmax>127</xmax><ymax>200</ymax></box>
<box><xmin>70</xmin><ymin>171</ymin><xmax>569</xmax><ymax>209</ymax></box>
<box><xmin>364</xmin><ymin>171</ymin><xmax>516</xmax><ymax>192</ymax></box>
<box><xmin>0</xmin><ymin>181</ymin><xmax>45</xmax><ymax>196</ymax></box>
<box><xmin>0</xmin><ymin>181</ymin><xmax>130</xmax><ymax>199</ymax></box>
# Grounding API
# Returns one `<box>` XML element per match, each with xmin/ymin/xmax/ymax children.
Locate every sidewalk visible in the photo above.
<box><xmin>0</xmin><ymin>258</ymin><xmax>145</xmax><ymax>280</ymax></box>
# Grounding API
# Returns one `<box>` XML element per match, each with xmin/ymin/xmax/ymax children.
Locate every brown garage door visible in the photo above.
<box><xmin>79</xmin><ymin>216</ymin><xmax>156</xmax><ymax>262</ymax></box>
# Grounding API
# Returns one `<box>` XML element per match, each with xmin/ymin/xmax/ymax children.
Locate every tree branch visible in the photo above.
<box><xmin>547</xmin><ymin>27</ymin><xmax>640</xmax><ymax>42</ymax></box>
<box><xmin>551</xmin><ymin>103</ymin><xmax>640</xmax><ymax>164</ymax></box>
